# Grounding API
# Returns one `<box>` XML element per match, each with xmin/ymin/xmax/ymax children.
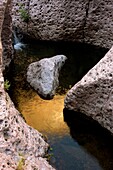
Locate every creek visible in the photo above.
<box><xmin>8</xmin><ymin>40</ymin><xmax>113</xmax><ymax>170</ymax></box>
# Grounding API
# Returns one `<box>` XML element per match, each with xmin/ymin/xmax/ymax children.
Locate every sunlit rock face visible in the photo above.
<box><xmin>0</xmin><ymin>153</ymin><xmax>55</xmax><ymax>170</ymax></box>
<box><xmin>0</xmin><ymin>94</ymin><xmax>54</xmax><ymax>170</ymax></box>
<box><xmin>0</xmin><ymin>1</ymin><xmax>55</xmax><ymax>169</ymax></box>
<box><xmin>12</xmin><ymin>0</ymin><xmax>113</xmax><ymax>48</ymax></box>
<box><xmin>65</xmin><ymin>46</ymin><xmax>113</xmax><ymax>134</ymax></box>
<box><xmin>27</xmin><ymin>55</ymin><xmax>67</xmax><ymax>99</ymax></box>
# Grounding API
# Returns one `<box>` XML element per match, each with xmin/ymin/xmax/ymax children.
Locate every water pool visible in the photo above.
<box><xmin>8</xmin><ymin>41</ymin><xmax>113</xmax><ymax>170</ymax></box>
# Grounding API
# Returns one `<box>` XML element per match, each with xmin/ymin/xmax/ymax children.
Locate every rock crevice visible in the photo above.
<box><xmin>83</xmin><ymin>0</ymin><xmax>90</xmax><ymax>41</ymax></box>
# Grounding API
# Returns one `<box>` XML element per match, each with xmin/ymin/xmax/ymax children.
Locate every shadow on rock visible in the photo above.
<box><xmin>63</xmin><ymin>108</ymin><xmax>113</xmax><ymax>170</ymax></box>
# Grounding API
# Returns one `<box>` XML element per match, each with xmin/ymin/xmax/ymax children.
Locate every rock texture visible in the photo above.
<box><xmin>0</xmin><ymin>93</ymin><xmax>54</xmax><ymax>170</ymax></box>
<box><xmin>12</xmin><ymin>0</ymin><xmax>87</xmax><ymax>41</ymax></box>
<box><xmin>27</xmin><ymin>55</ymin><xmax>67</xmax><ymax>99</ymax></box>
<box><xmin>65</xmin><ymin>46</ymin><xmax>113</xmax><ymax>134</ymax></box>
<box><xmin>12</xmin><ymin>0</ymin><xmax>113</xmax><ymax>48</ymax></box>
<box><xmin>0</xmin><ymin>1</ymin><xmax>55</xmax><ymax>169</ymax></box>
<box><xmin>1</xmin><ymin>0</ymin><xmax>13</xmax><ymax>70</ymax></box>
<box><xmin>84</xmin><ymin>1</ymin><xmax>113</xmax><ymax>48</ymax></box>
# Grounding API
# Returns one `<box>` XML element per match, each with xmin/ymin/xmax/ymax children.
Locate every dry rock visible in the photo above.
<box><xmin>12</xmin><ymin>0</ymin><xmax>87</xmax><ymax>41</ymax></box>
<box><xmin>12</xmin><ymin>0</ymin><xmax>113</xmax><ymax>48</ymax></box>
<box><xmin>84</xmin><ymin>0</ymin><xmax>113</xmax><ymax>48</ymax></box>
<box><xmin>0</xmin><ymin>1</ymin><xmax>55</xmax><ymax>169</ymax></box>
<box><xmin>0</xmin><ymin>83</ymin><xmax>55</xmax><ymax>170</ymax></box>
<box><xmin>1</xmin><ymin>0</ymin><xmax>13</xmax><ymax>70</ymax></box>
<box><xmin>27</xmin><ymin>55</ymin><xmax>67</xmax><ymax>99</ymax></box>
<box><xmin>65</xmin><ymin>46</ymin><xmax>113</xmax><ymax>134</ymax></box>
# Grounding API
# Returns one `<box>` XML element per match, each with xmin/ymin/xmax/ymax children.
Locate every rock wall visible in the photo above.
<box><xmin>1</xmin><ymin>0</ymin><xmax>13</xmax><ymax>71</ymax></box>
<box><xmin>12</xmin><ymin>0</ymin><xmax>113</xmax><ymax>48</ymax></box>
<box><xmin>64</xmin><ymin>46</ymin><xmax>113</xmax><ymax>135</ymax></box>
<box><xmin>0</xmin><ymin>0</ymin><xmax>54</xmax><ymax>169</ymax></box>
<box><xmin>84</xmin><ymin>1</ymin><xmax>113</xmax><ymax>48</ymax></box>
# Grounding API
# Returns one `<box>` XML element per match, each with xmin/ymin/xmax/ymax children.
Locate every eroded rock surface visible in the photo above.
<box><xmin>0</xmin><ymin>93</ymin><xmax>54</xmax><ymax>170</ymax></box>
<box><xmin>84</xmin><ymin>1</ymin><xmax>113</xmax><ymax>48</ymax></box>
<box><xmin>12</xmin><ymin>0</ymin><xmax>113</xmax><ymax>48</ymax></box>
<box><xmin>1</xmin><ymin>0</ymin><xmax>13</xmax><ymax>70</ymax></box>
<box><xmin>0</xmin><ymin>1</ymin><xmax>55</xmax><ymax>169</ymax></box>
<box><xmin>65</xmin><ymin>46</ymin><xmax>113</xmax><ymax>134</ymax></box>
<box><xmin>27</xmin><ymin>55</ymin><xmax>67</xmax><ymax>99</ymax></box>
<box><xmin>12</xmin><ymin>0</ymin><xmax>87</xmax><ymax>41</ymax></box>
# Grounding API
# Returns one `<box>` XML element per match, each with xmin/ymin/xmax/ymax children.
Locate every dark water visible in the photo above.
<box><xmin>8</xmin><ymin>40</ymin><xmax>113</xmax><ymax>170</ymax></box>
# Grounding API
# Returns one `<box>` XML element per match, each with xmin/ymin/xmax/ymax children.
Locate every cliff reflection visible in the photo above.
<box><xmin>63</xmin><ymin>108</ymin><xmax>113</xmax><ymax>170</ymax></box>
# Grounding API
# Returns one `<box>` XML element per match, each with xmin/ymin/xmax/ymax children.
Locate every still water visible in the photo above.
<box><xmin>8</xmin><ymin>40</ymin><xmax>113</xmax><ymax>170</ymax></box>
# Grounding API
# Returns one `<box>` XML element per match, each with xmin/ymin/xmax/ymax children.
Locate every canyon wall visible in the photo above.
<box><xmin>1</xmin><ymin>0</ymin><xmax>13</xmax><ymax>71</ymax></box>
<box><xmin>0</xmin><ymin>0</ymin><xmax>54</xmax><ymax>169</ymax></box>
<box><xmin>12</xmin><ymin>0</ymin><xmax>113</xmax><ymax>49</ymax></box>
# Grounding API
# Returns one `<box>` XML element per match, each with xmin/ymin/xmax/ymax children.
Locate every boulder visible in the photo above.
<box><xmin>27</xmin><ymin>55</ymin><xmax>67</xmax><ymax>99</ymax></box>
<box><xmin>12</xmin><ymin>0</ymin><xmax>113</xmax><ymax>48</ymax></box>
<box><xmin>64</xmin><ymin>46</ymin><xmax>113</xmax><ymax>134</ymax></box>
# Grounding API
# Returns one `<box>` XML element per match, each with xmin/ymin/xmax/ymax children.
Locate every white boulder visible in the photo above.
<box><xmin>27</xmin><ymin>55</ymin><xmax>67</xmax><ymax>99</ymax></box>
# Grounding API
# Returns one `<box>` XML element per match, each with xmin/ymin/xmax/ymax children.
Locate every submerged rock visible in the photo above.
<box><xmin>27</xmin><ymin>55</ymin><xmax>67</xmax><ymax>99</ymax></box>
<box><xmin>65</xmin><ymin>46</ymin><xmax>113</xmax><ymax>134</ymax></box>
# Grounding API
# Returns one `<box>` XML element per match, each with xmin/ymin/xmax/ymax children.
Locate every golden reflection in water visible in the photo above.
<box><xmin>17</xmin><ymin>90</ymin><xmax>69</xmax><ymax>135</ymax></box>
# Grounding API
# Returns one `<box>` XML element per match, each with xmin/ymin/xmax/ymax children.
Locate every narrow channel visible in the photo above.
<box><xmin>8</xmin><ymin>40</ymin><xmax>113</xmax><ymax>170</ymax></box>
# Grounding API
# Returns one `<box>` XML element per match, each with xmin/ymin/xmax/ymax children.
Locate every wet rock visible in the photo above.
<box><xmin>65</xmin><ymin>46</ymin><xmax>113</xmax><ymax>134</ymax></box>
<box><xmin>27</xmin><ymin>55</ymin><xmax>67</xmax><ymax>99</ymax></box>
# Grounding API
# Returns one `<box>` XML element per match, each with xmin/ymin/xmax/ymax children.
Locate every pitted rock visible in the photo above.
<box><xmin>27</xmin><ymin>55</ymin><xmax>67</xmax><ymax>99</ymax></box>
<box><xmin>12</xmin><ymin>0</ymin><xmax>87</xmax><ymax>41</ymax></box>
<box><xmin>0</xmin><ymin>83</ymin><xmax>55</xmax><ymax>170</ymax></box>
<box><xmin>12</xmin><ymin>0</ymin><xmax>113</xmax><ymax>48</ymax></box>
<box><xmin>0</xmin><ymin>1</ymin><xmax>55</xmax><ymax>169</ymax></box>
<box><xmin>65</xmin><ymin>46</ymin><xmax>113</xmax><ymax>134</ymax></box>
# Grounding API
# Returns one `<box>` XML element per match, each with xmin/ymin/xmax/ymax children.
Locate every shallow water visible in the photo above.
<box><xmin>18</xmin><ymin>92</ymin><xmax>68</xmax><ymax>135</ymax></box>
<box><xmin>8</xmin><ymin>41</ymin><xmax>113</xmax><ymax>170</ymax></box>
